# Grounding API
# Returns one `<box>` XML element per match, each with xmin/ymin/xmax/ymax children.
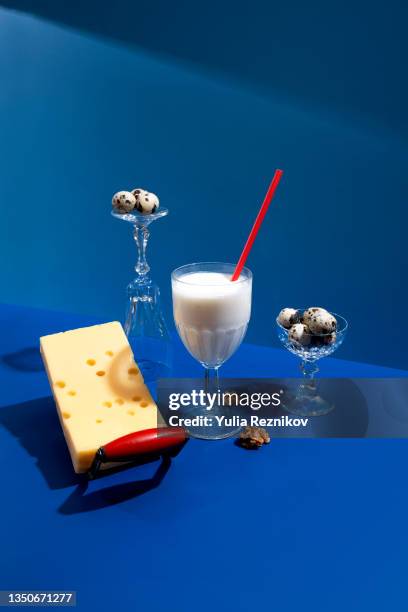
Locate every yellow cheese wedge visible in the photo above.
<box><xmin>40</xmin><ymin>321</ymin><xmax>158</xmax><ymax>473</ymax></box>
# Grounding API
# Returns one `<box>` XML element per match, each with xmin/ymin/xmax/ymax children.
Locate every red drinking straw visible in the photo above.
<box><xmin>231</xmin><ymin>169</ymin><xmax>284</xmax><ymax>281</ymax></box>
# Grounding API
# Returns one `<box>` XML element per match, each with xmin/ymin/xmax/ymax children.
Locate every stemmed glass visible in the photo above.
<box><xmin>276</xmin><ymin>310</ymin><xmax>348</xmax><ymax>416</ymax></box>
<box><xmin>172</xmin><ymin>262</ymin><xmax>252</xmax><ymax>439</ymax></box>
<box><xmin>112</xmin><ymin>207</ymin><xmax>171</xmax><ymax>382</ymax></box>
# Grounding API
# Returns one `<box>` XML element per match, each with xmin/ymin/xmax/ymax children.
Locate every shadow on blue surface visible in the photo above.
<box><xmin>0</xmin><ymin>394</ymin><xmax>181</xmax><ymax>512</ymax></box>
<box><xmin>58</xmin><ymin>456</ymin><xmax>171</xmax><ymax>515</ymax></box>
<box><xmin>301</xmin><ymin>379</ymin><xmax>369</xmax><ymax>437</ymax></box>
<box><xmin>0</xmin><ymin>396</ymin><xmax>77</xmax><ymax>488</ymax></box>
<box><xmin>2</xmin><ymin>347</ymin><xmax>44</xmax><ymax>372</ymax></box>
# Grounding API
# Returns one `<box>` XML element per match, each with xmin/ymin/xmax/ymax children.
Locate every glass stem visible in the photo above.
<box><xmin>300</xmin><ymin>360</ymin><xmax>319</xmax><ymax>379</ymax></box>
<box><xmin>133</xmin><ymin>225</ymin><xmax>150</xmax><ymax>280</ymax></box>
<box><xmin>204</xmin><ymin>367</ymin><xmax>220</xmax><ymax>407</ymax></box>
<box><xmin>300</xmin><ymin>360</ymin><xmax>319</xmax><ymax>393</ymax></box>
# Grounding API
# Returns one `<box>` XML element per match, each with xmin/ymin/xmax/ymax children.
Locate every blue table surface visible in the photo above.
<box><xmin>1</xmin><ymin>303</ymin><xmax>407</xmax><ymax>611</ymax></box>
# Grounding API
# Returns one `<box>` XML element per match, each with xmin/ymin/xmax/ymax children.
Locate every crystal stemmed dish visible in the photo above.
<box><xmin>276</xmin><ymin>311</ymin><xmax>348</xmax><ymax>416</ymax></box>
<box><xmin>172</xmin><ymin>262</ymin><xmax>252</xmax><ymax>439</ymax></box>
<box><xmin>112</xmin><ymin>207</ymin><xmax>171</xmax><ymax>382</ymax></box>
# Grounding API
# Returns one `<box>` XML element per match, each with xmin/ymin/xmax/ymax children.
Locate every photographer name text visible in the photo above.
<box><xmin>168</xmin><ymin>415</ymin><xmax>309</xmax><ymax>428</ymax></box>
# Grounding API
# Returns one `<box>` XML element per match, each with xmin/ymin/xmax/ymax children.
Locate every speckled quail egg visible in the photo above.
<box><xmin>112</xmin><ymin>190</ymin><xmax>136</xmax><ymax>213</ymax></box>
<box><xmin>131</xmin><ymin>188</ymin><xmax>147</xmax><ymax>202</ymax></box>
<box><xmin>313</xmin><ymin>332</ymin><xmax>337</xmax><ymax>347</ymax></box>
<box><xmin>307</xmin><ymin>310</ymin><xmax>337</xmax><ymax>335</ymax></box>
<box><xmin>277</xmin><ymin>308</ymin><xmax>301</xmax><ymax>329</ymax></box>
<box><xmin>302</xmin><ymin>307</ymin><xmax>328</xmax><ymax>327</ymax></box>
<box><xmin>132</xmin><ymin>189</ymin><xmax>159</xmax><ymax>214</ymax></box>
<box><xmin>288</xmin><ymin>323</ymin><xmax>312</xmax><ymax>346</ymax></box>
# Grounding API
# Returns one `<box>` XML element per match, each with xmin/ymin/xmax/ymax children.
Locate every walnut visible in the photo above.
<box><xmin>238</xmin><ymin>426</ymin><xmax>270</xmax><ymax>449</ymax></box>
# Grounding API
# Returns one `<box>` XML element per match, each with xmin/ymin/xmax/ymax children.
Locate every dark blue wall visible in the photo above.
<box><xmin>1</xmin><ymin>2</ymin><xmax>407</xmax><ymax>368</ymax></box>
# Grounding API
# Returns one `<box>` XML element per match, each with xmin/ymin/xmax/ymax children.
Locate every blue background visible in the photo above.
<box><xmin>1</xmin><ymin>0</ymin><xmax>407</xmax><ymax>369</ymax></box>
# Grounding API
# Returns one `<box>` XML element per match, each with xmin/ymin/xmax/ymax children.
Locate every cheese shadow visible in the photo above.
<box><xmin>0</xmin><ymin>396</ymin><xmax>78</xmax><ymax>489</ymax></box>
<box><xmin>1</xmin><ymin>347</ymin><xmax>44</xmax><ymax>372</ymax></box>
<box><xmin>0</xmin><ymin>396</ymin><xmax>180</xmax><ymax>503</ymax></box>
<box><xmin>58</xmin><ymin>456</ymin><xmax>171</xmax><ymax>515</ymax></box>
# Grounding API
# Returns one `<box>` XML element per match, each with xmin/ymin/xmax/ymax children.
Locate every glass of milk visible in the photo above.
<box><xmin>171</xmin><ymin>262</ymin><xmax>252</xmax><ymax>439</ymax></box>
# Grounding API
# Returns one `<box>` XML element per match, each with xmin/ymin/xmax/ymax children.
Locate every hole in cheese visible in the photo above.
<box><xmin>132</xmin><ymin>396</ymin><xmax>141</xmax><ymax>402</ymax></box>
<box><xmin>62</xmin><ymin>412</ymin><xmax>71</xmax><ymax>419</ymax></box>
<box><xmin>127</xmin><ymin>410</ymin><xmax>135</xmax><ymax>416</ymax></box>
<box><xmin>55</xmin><ymin>381</ymin><xmax>66</xmax><ymax>388</ymax></box>
<box><xmin>105</xmin><ymin>350</ymin><xmax>114</xmax><ymax>357</ymax></box>
<box><xmin>128</xmin><ymin>367</ymin><xmax>139</xmax><ymax>375</ymax></box>
<box><xmin>103</xmin><ymin>401</ymin><xmax>112</xmax><ymax>408</ymax></box>
<box><xmin>96</xmin><ymin>419</ymin><xmax>103</xmax><ymax>424</ymax></box>
<box><xmin>115</xmin><ymin>398</ymin><xmax>124</xmax><ymax>405</ymax></box>
<box><xmin>68</xmin><ymin>390</ymin><xmax>76</xmax><ymax>396</ymax></box>
<box><xmin>96</xmin><ymin>370</ymin><xmax>105</xmax><ymax>377</ymax></box>
<box><xmin>86</xmin><ymin>359</ymin><xmax>96</xmax><ymax>366</ymax></box>
<box><xmin>140</xmin><ymin>401</ymin><xmax>149</xmax><ymax>408</ymax></box>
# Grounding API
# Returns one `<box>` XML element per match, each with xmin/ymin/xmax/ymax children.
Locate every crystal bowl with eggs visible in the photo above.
<box><xmin>276</xmin><ymin>307</ymin><xmax>348</xmax><ymax>364</ymax></box>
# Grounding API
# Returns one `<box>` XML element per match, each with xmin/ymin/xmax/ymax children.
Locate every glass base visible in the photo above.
<box><xmin>189</xmin><ymin>425</ymin><xmax>243</xmax><ymax>441</ymax></box>
<box><xmin>282</xmin><ymin>392</ymin><xmax>334</xmax><ymax>417</ymax></box>
<box><xmin>125</xmin><ymin>286</ymin><xmax>171</xmax><ymax>384</ymax></box>
<box><xmin>177</xmin><ymin>404</ymin><xmax>243</xmax><ymax>440</ymax></box>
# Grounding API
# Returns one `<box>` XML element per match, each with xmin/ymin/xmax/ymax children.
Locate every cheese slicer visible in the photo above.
<box><xmin>88</xmin><ymin>426</ymin><xmax>187</xmax><ymax>479</ymax></box>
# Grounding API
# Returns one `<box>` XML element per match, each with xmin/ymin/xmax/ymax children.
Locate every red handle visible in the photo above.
<box><xmin>102</xmin><ymin>427</ymin><xmax>187</xmax><ymax>462</ymax></box>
